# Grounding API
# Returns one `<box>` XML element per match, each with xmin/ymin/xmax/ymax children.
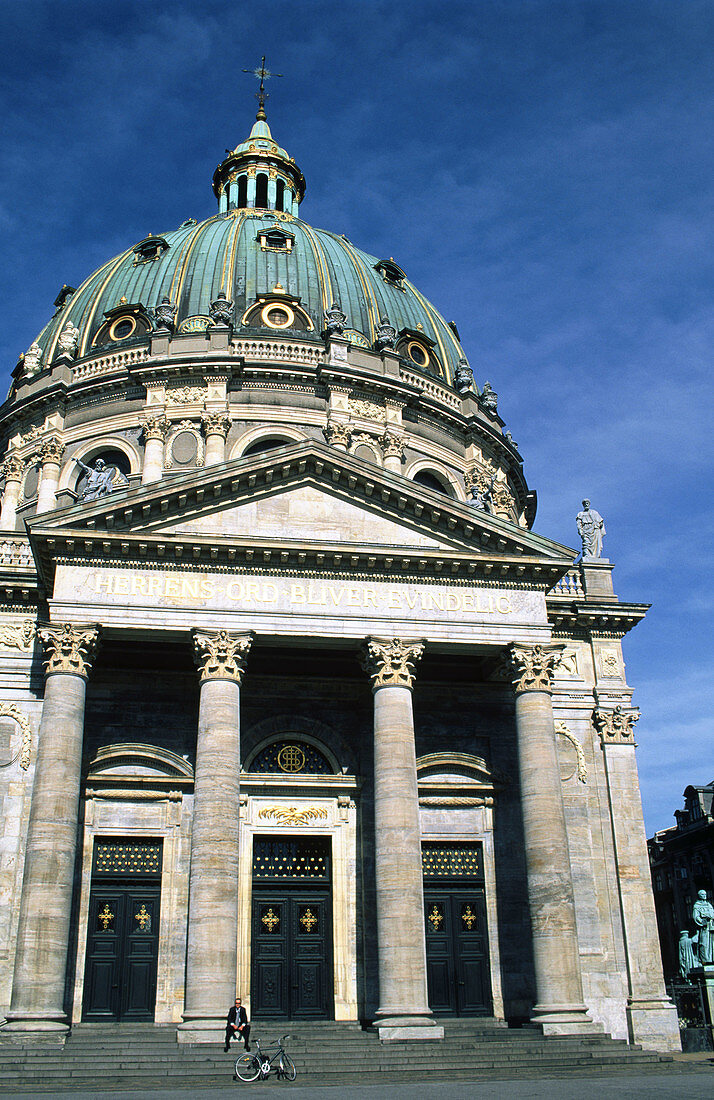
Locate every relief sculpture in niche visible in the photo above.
<box><xmin>0</xmin><ymin>703</ymin><xmax>32</xmax><ymax>770</ymax></box>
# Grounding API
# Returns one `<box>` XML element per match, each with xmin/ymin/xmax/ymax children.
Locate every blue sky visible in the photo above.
<box><xmin>1</xmin><ymin>1</ymin><xmax>712</xmax><ymax>834</ymax></box>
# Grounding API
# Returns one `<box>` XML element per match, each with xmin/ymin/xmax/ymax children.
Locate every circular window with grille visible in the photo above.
<box><xmin>261</xmin><ymin>303</ymin><xmax>295</xmax><ymax>329</ymax></box>
<box><xmin>248</xmin><ymin>740</ymin><xmax>332</xmax><ymax>775</ymax></box>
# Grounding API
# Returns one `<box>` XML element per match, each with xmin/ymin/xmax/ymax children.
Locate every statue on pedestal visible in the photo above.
<box><xmin>693</xmin><ymin>890</ymin><xmax>714</xmax><ymax>965</ymax></box>
<box><xmin>74</xmin><ymin>457</ymin><xmax>128</xmax><ymax>502</ymax></box>
<box><xmin>576</xmin><ymin>499</ymin><xmax>606</xmax><ymax>559</ymax></box>
<box><xmin>679</xmin><ymin>929</ymin><xmax>696</xmax><ymax>981</ymax></box>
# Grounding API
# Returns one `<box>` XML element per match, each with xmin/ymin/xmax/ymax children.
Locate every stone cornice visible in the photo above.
<box><xmin>26</xmin><ymin>444</ymin><xmax>575</xmax><ymax>592</ymax></box>
<box><xmin>547</xmin><ymin>593</ymin><xmax>649</xmax><ymax>637</ymax></box>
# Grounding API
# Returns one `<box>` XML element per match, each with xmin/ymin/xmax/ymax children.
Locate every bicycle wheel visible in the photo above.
<box><xmin>279</xmin><ymin>1053</ymin><xmax>297</xmax><ymax>1082</ymax></box>
<box><xmin>235</xmin><ymin>1053</ymin><xmax>260</xmax><ymax>1082</ymax></box>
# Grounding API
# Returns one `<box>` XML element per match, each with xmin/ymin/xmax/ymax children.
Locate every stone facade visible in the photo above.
<box><xmin>0</xmin><ymin>106</ymin><xmax>680</xmax><ymax>1052</ymax></box>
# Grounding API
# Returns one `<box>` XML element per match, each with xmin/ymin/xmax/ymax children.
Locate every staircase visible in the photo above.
<box><xmin>0</xmin><ymin>1018</ymin><xmax>676</xmax><ymax>1091</ymax></box>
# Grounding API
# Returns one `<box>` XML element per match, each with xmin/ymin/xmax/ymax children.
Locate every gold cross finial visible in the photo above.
<box><xmin>242</xmin><ymin>56</ymin><xmax>283</xmax><ymax>120</ymax></box>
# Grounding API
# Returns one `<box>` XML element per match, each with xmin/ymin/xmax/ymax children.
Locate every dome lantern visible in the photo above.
<box><xmin>212</xmin><ymin>59</ymin><xmax>305</xmax><ymax>216</ymax></box>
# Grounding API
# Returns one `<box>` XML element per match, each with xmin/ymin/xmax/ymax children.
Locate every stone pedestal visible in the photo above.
<box><xmin>141</xmin><ymin>415</ymin><xmax>170</xmax><ymax>484</ymax></box>
<box><xmin>597</xmin><ymin>717</ymin><xmax>681</xmax><ymax>1051</ymax></box>
<box><xmin>178</xmin><ymin>629</ymin><xmax>253</xmax><ymax>1044</ymax></box>
<box><xmin>507</xmin><ymin>644</ymin><xmax>599</xmax><ymax>1036</ymax></box>
<box><xmin>0</xmin><ymin>453</ymin><xmax>24</xmax><ymax>530</ymax></box>
<box><xmin>362</xmin><ymin>637</ymin><xmax>443</xmax><ymax>1041</ymax></box>
<box><xmin>36</xmin><ymin>437</ymin><xmax>65</xmax><ymax>513</ymax></box>
<box><xmin>4</xmin><ymin>624</ymin><xmax>99</xmax><ymax>1034</ymax></box>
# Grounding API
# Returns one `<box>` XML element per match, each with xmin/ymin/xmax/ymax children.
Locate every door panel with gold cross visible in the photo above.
<box><xmin>424</xmin><ymin>889</ymin><xmax>491</xmax><ymax>1016</ymax></box>
<box><xmin>251</xmin><ymin>893</ymin><xmax>332</xmax><ymax>1018</ymax></box>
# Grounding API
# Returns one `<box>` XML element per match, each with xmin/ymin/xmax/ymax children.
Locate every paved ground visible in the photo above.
<box><xmin>6</xmin><ymin>1064</ymin><xmax>714</xmax><ymax>1100</ymax></box>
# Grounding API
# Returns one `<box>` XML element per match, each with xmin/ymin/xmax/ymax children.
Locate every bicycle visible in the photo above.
<box><xmin>234</xmin><ymin>1033</ymin><xmax>297</xmax><ymax>1083</ymax></box>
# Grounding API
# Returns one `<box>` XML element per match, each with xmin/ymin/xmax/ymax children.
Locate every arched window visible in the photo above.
<box><xmin>413</xmin><ymin>469</ymin><xmax>453</xmax><ymax>496</ymax></box>
<box><xmin>242</xmin><ymin>436</ymin><xmax>296</xmax><ymax>457</ymax></box>
<box><xmin>275</xmin><ymin>179</ymin><xmax>285</xmax><ymax>211</ymax></box>
<box><xmin>237</xmin><ymin>176</ymin><xmax>248</xmax><ymax>208</ymax></box>
<box><xmin>255</xmin><ymin>173</ymin><xmax>268</xmax><ymax>209</ymax></box>
<box><xmin>248</xmin><ymin>740</ymin><xmax>333</xmax><ymax>775</ymax></box>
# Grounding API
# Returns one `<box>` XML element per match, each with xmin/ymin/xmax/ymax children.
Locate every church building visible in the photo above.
<box><xmin>0</xmin><ymin>85</ymin><xmax>680</xmax><ymax>1051</ymax></box>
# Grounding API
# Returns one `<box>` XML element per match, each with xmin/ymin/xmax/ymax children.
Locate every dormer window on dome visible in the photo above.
<box><xmin>241</xmin><ymin>285</ymin><xmax>313</xmax><ymax>332</ymax></box>
<box><xmin>92</xmin><ymin>301</ymin><xmax>152</xmax><ymax>347</ymax></box>
<box><xmin>375</xmin><ymin>258</ymin><xmax>406</xmax><ymax>288</ymax></box>
<box><xmin>257</xmin><ymin>226</ymin><xmax>294</xmax><ymax>252</ymax></box>
<box><xmin>132</xmin><ymin>235</ymin><xmax>169</xmax><ymax>265</ymax></box>
<box><xmin>396</xmin><ymin>327</ymin><xmax>442</xmax><ymax>379</ymax></box>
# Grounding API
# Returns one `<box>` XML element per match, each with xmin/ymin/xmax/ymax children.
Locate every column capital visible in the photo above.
<box><xmin>37</xmin><ymin>622</ymin><xmax>100</xmax><ymax>679</ymax></box>
<box><xmin>193</xmin><ymin>629</ymin><xmax>254</xmax><ymax>683</ymax></box>
<box><xmin>380</xmin><ymin>429</ymin><xmax>405</xmax><ymax>460</ymax></box>
<box><xmin>39</xmin><ymin>436</ymin><xmax>65</xmax><ymax>465</ymax></box>
<box><xmin>140</xmin><ymin>414</ymin><xmax>171</xmax><ymax>442</ymax></box>
<box><xmin>594</xmin><ymin>704</ymin><xmax>640</xmax><ymax>745</ymax></box>
<box><xmin>2</xmin><ymin>453</ymin><xmax>25</xmax><ymax>482</ymax></box>
<box><xmin>506</xmin><ymin>642</ymin><xmax>564</xmax><ymax>695</ymax></box>
<box><xmin>361</xmin><ymin>636</ymin><xmax>425</xmax><ymax>690</ymax></box>
<box><xmin>323</xmin><ymin>419</ymin><xmax>351</xmax><ymax>449</ymax></box>
<box><xmin>201</xmin><ymin>411</ymin><xmax>231</xmax><ymax>438</ymax></box>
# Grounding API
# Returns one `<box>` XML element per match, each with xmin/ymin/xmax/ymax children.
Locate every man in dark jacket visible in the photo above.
<box><xmin>224</xmin><ymin>996</ymin><xmax>250</xmax><ymax>1053</ymax></box>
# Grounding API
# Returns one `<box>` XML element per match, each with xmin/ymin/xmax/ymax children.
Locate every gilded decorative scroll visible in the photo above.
<box><xmin>0</xmin><ymin>703</ymin><xmax>32</xmax><ymax>770</ymax></box>
<box><xmin>555</xmin><ymin>721</ymin><xmax>587</xmax><ymax>783</ymax></box>
<box><xmin>361</xmin><ymin>636</ymin><xmax>425</xmax><ymax>689</ymax></box>
<box><xmin>258</xmin><ymin>805</ymin><xmax>328</xmax><ymax>827</ymax></box>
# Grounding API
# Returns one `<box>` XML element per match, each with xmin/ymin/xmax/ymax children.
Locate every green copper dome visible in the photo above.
<box><xmin>24</xmin><ymin>114</ymin><xmax>468</xmax><ymax>385</ymax></box>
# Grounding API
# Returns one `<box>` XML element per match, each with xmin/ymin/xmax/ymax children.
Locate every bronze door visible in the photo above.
<box><xmin>251</xmin><ymin>892</ymin><xmax>332</xmax><ymax>1018</ymax></box>
<box><xmin>83</xmin><ymin>885</ymin><xmax>161</xmax><ymax>1020</ymax></box>
<box><xmin>424</xmin><ymin>888</ymin><xmax>491</xmax><ymax>1016</ymax></box>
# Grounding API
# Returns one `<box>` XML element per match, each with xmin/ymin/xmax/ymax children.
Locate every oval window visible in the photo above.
<box><xmin>407</xmin><ymin>341</ymin><xmax>428</xmax><ymax>367</ymax></box>
<box><xmin>261</xmin><ymin>303</ymin><xmax>294</xmax><ymax>329</ymax></box>
<box><xmin>109</xmin><ymin>316</ymin><xmax>136</xmax><ymax>341</ymax></box>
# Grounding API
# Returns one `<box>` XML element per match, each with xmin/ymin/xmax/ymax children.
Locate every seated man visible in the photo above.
<box><xmin>224</xmin><ymin>996</ymin><xmax>250</xmax><ymax>1053</ymax></box>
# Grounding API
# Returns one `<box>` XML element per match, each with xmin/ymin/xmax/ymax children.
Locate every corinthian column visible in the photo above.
<box><xmin>506</xmin><ymin>643</ymin><xmax>597</xmax><ymax>1035</ymax></box>
<box><xmin>141</xmin><ymin>415</ymin><xmax>170</xmax><ymax>484</ymax></box>
<box><xmin>0</xmin><ymin>453</ymin><xmax>25</xmax><ymax>530</ymax></box>
<box><xmin>201</xmin><ymin>412</ymin><xmax>231</xmax><ymax>467</ymax></box>
<box><xmin>594</xmin><ymin>705</ymin><xmax>680</xmax><ymax>1050</ymax></box>
<box><xmin>178</xmin><ymin>629</ymin><xmax>254</xmax><ymax>1043</ymax></box>
<box><xmin>361</xmin><ymin>637</ymin><xmax>443</xmax><ymax>1040</ymax></box>
<box><xmin>5</xmin><ymin>623</ymin><xmax>99</xmax><ymax>1033</ymax></box>
<box><xmin>36</xmin><ymin>437</ymin><xmax>65</xmax><ymax>513</ymax></box>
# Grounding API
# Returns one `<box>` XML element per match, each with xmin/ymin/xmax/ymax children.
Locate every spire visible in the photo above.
<box><xmin>242</xmin><ymin>56</ymin><xmax>282</xmax><ymax>123</ymax></box>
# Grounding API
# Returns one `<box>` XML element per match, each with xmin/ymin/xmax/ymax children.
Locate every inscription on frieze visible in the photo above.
<box><xmin>58</xmin><ymin>565</ymin><xmax>546</xmax><ymax>625</ymax></box>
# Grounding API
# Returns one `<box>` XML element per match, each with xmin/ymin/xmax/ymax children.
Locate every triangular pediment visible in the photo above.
<box><xmin>27</xmin><ymin>441</ymin><xmax>576</xmax><ymax>590</ymax></box>
<box><xmin>152</xmin><ymin>483</ymin><xmax>449</xmax><ymax>550</ymax></box>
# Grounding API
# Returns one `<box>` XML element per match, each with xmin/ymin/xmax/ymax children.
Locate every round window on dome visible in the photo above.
<box><xmin>407</xmin><ymin>341</ymin><xmax>428</xmax><ymax>367</ymax></box>
<box><xmin>261</xmin><ymin>303</ymin><xmax>295</xmax><ymax>329</ymax></box>
<box><xmin>108</xmin><ymin>316</ymin><xmax>137</xmax><ymax>341</ymax></box>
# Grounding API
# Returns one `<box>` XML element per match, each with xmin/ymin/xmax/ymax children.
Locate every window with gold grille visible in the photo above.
<box><xmin>249</xmin><ymin>740</ymin><xmax>333</xmax><ymax>775</ymax></box>
<box><xmin>92</xmin><ymin>840</ymin><xmax>162</xmax><ymax>877</ymax></box>
<box><xmin>422</xmin><ymin>842</ymin><xmax>482</xmax><ymax>880</ymax></box>
<box><xmin>252</xmin><ymin>837</ymin><xmax>330</xmax><ymax>881</ymax></box>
